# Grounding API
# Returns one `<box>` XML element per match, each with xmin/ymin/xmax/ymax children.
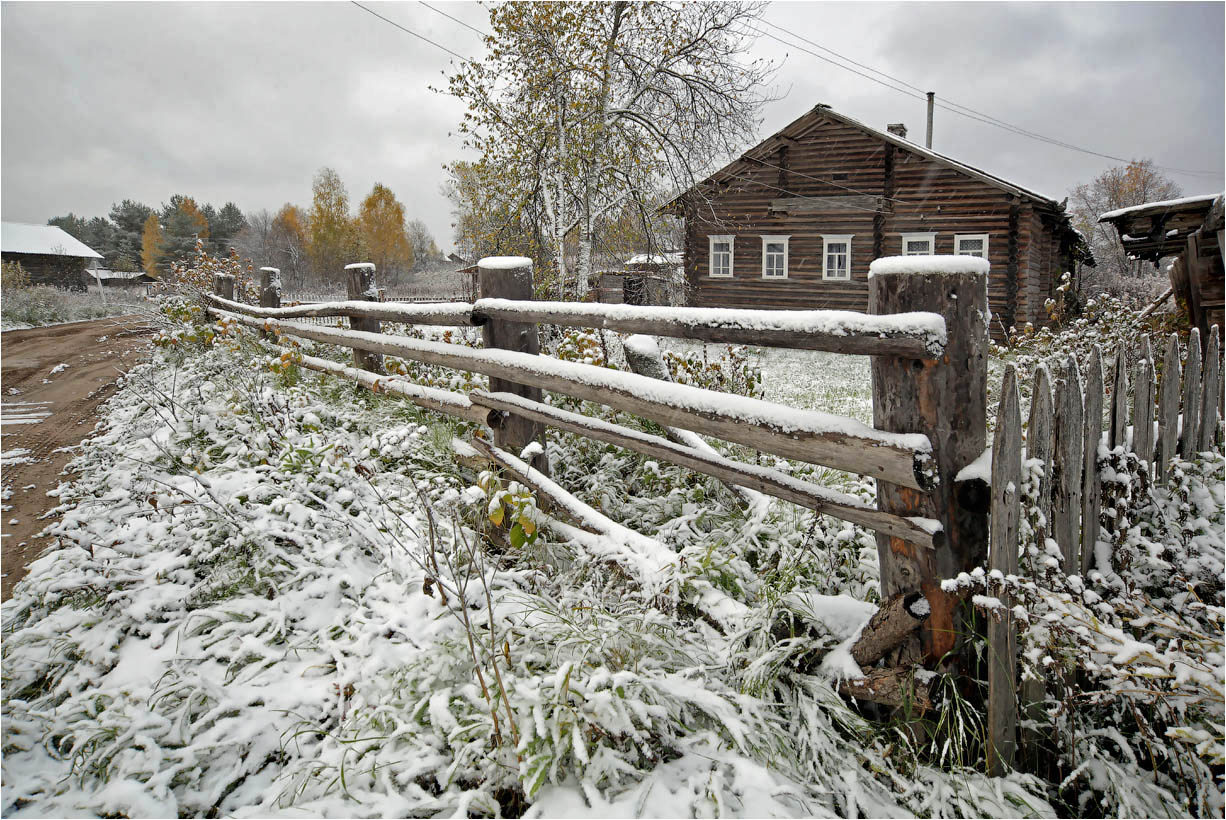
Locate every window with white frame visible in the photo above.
<box><xmin>955</xmin><ymin>233</ymin><xmax>989</xmax><ymax>258</ymax></box>
<box><xmin>821</xmin><ymin>234</ymin><xmax>853</xmax><ymax>280</ymax></box>
<box><xmin>708</xmin><ymin>235</ymin><xmax>734</xmax><ymax>278</ymax></box>
<box><xmin>760</xmin><ymin>235</ymin><xmax>790</xmax><ymax>279</ymax></box>
<box><xmin>901</xmin><ymin>232</ymin><xmax>936</xmax><ymax>255</ymax></box>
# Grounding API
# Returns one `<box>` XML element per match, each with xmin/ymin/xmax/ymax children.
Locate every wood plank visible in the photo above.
<box><xmin>346</xmin><ymin>265</ymin><xmax>382</xmax><ymax>373</ymax></box>
<box><xmin>1027</xmin><ymin>364</ymin><xmax>1054</xmax><ymax>541</ymax></box>
<box><xmin>987</xmin><ymin>365</ymin><xmax>1021</xmax><ymax>777</ymax></box>
<box><xmin>214</xmin><ymin>310</ymin><xmax>935</xmax><ymax>490</ymax></box>
<box><xmin>297</xmin><ymin>354</ymin><xmax>491</xmax><ymax>426</ymax></box>
<box><xmin>769</xmin><ymin>195</ymin><xmax>884</xmax><ymax>213</ymax></box>
<box><xmin>468</xmin><ymin>389</ymin><xmax>940</xmax><ymax>548</ymax></box>
<box><xmin>1179</xmin><ymin>328</ymin><xmax>1203</xmax><ymax>457</ymax></box>
<box><xmin>1109</xmin><ymin>347</ymin><xmax>1130</xmax><ymax>451</ymax></box>
<box><xmin>474</xmin><ymin>300</ymin><xmax>947</xmax><ymax>358</ymax></box>
<box><xmin>1052</xmin><ymin>357</ymin><xmax>1083</xmax><ymax>575</ymax></box>
<box><xmin>1081</xmin><ymin>346</ymin><xmax>1103</xmax><ymax>576</ymax></box>
<box><xmin>1157</xmin><ymin>334</ymin><xmax>1182</xmax><ymax>476</ymax></box>
<box><xmin>1133</xmin><ymin>337</ymin><xmax>1156</xmax><ymax>471</ymax></box>
<box><xmin>1198</xmin><ymin>328</ymin><xmax>1221</xmax><ymax>451</ymax></box>
<box><xmin>206</xmin><ymin>293</ymin><xmax>478</xmax><ymax>326</ymax></box>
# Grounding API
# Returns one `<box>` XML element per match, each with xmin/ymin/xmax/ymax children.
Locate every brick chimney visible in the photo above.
<box><xmin>886</xmin><ymin>122</ymin><xmax>908</xmax><ymax>139</ymax></box>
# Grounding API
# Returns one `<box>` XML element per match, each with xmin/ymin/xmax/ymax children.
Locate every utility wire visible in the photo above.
<box><xmin>351</xmin><ymin>1</ymin><xmax>470</xmax><ymax>62</ymax></box>
<box><xmin>720</xmin><ymin>170</ymin><xmax>905</xmax><ymax>214</ymax></box>
<box><xmin>419</xmin><ymin>2</ymin><xmax>489</xmax><ymax>39</ymax></box>
<box><xmin>753</xmin><ymin>17</ymin><xmax>1223</xmax><ymax>178</ymax></box>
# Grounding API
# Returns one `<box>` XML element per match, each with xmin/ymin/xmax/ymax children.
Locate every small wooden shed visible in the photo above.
<box><xmin>1099</xmin><ymin>193</ymin><xmax>1225</xmax><ymax>338</ymax></box>
<box><xmin>1</xmin><ymin>222</ymin><xmax>103</xmax><ymax>290</ymax></box>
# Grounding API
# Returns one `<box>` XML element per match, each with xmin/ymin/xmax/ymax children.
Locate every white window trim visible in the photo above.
<box><xmin>955</xmin><ymin>233</ymin><xmax>990</xmax><ymax>257</ymax></box>
<box><xmin>821</xmin><ymin>234</ymin><xmax>854</xmax><ymax>281</ymax></box>
<box><xmin>901</xmin><ymin>232</ymin><xmax>936</xmax><ymax>255</ymax></box>
<box><xmin>760</xmin><ymin>235</ymin><xmax>790</xmax><ymax>279</ymax></box>
<box><xmin>708</xmin><ymin>234</ymin><xmax>734</xmax><ymax>278</ymax></box>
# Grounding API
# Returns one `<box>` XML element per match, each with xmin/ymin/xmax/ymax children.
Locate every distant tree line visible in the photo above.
<box><xmin>48</xmin><ymin>168</ymin><xmax>441</xmax><ymax>291</ymax></box>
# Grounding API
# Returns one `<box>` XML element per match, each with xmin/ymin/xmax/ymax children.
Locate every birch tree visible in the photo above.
<box><xmin>447</xmin><ymin>1</ymin><xmax>771</xmax><ymax>298</ymax></box>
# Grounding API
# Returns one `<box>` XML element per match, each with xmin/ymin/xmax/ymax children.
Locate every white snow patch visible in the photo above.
<box><xmin>868</xmin><ymin>255</ymin><xmax>991</xmax><ymax>278</ymax></box>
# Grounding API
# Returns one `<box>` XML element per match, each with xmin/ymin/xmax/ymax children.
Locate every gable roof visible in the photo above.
<box><xmin>667</xmin><ymin>103</ymin><xmax>1062</xmax><ymax>212</ymax></box>
<box><xmin>1</xmin><ymin>222</ymin><xmax>103</xmax><ymax>258</ymax></box>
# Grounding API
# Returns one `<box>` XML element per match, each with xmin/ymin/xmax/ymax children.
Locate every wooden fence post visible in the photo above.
<box><xmin>213</xmin><ymin>273</ymin><xmax>234</xmax><ymax>301</ymax></box>
<box><xmin>1134</xmin><ymin>337</ymin><xmax>1155</xmax><ymax>472</ymax></box>
<box><xmin>987</xmin><ymin>365</ymin><xmax>1021</xmax><ymax>776</ymax></box>
<box><xmin>259</xmin><ymin>267</ymin><xmax>281</xmax><ymax>309</ymax></box>
<box><xmin>1198</xmin><ymin>328</ymin><xmax>1221</xmax><ymax>451</ymax></box>
<box><xmin>478</xmin><ymin>256</ymin><xmax>549</xmax><ymax>475</ymax></box>
<box><xmin>1179</xmin><ymin>328</ymin><xmax>1203</xmax><ymax>457</ymax></box>
<box><xmin>870</xmin><ymin>260</ymin><xmax>988</xmax><ymax>664</ymax></box>
<box><xmin>1157</xmin><ymin>334</ymin><xmax>1181</xmax><ymax>476</ymax></box>
<box><xmin>345</xmin><ymin>263</ymin><xmax>382</xmax><ymax>373</ymax></box>
<box><xmin>1052</xmin><ymin>357</ymin><xmax>1083</xmax><ymax>575</ymax></box>
<box><xmin>1081</xmin><ymin>346</ymin><xmax>1103</xmax><ymax>576</ymax></box>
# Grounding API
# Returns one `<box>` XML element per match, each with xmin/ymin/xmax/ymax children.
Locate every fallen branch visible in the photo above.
<box><xmin>839</xmin><ymin>667</ymin><xmax>934</xmax><ymax>712</ymax></box>
<box><xmin>850</xmin><ymin>592</ymin><xmax>931</xmax><ymax>668</ymax></box>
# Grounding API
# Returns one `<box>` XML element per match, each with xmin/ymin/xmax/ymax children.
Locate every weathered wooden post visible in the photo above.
<box><xmin>345</xmin><ymin>263</ymin><xmax>382</xmax><ymax>373</ymax></box>
<box><xmin>259</xmin><ymin>267</ymin><xmax>281</xmax><ymax>309</ymax></box>
<box><xmin>869</xmin><ymin>256</ymin><xmax>989</xmax><ymax>665</ymax></box>
<box><xmin>987</xmin><ymin>365</ymin><xmax>1021</xmax><ymax>776</ymax></box>
<box><xmin>213</xmin><ymin>273</ymin><xmax>235</xmax><ymax>301</ymax></box>
<box><xmin>478</xmin><ymin>256</ymin><xmax>549</xmax><ymax>475</ymax></box>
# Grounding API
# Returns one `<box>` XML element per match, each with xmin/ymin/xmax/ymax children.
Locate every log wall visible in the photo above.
<box><xmin>683</xmin><ymin>112</ymin><xmax>1063</xmax><ymax>334</ymax></box>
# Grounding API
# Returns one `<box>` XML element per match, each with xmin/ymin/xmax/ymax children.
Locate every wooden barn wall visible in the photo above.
<box><xmin>685</xmin><ymin>114</ymin><xmax>1047</xmax><ymax>333</ymax></box>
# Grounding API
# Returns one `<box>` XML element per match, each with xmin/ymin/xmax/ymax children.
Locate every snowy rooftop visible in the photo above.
<box><xmin>1098</xmin><ymin>193</ymin><xmax>1223</xmax><ymax>222</ymax></box>
<box><xmin>1</xmin><ymin>222</ymin><xmax>103</xmax><ymax>258</ymax></box>
<box><xmin>625</xmin><ymin>252</ymin><xmax>683</xmax><ymax>267</ymax></box>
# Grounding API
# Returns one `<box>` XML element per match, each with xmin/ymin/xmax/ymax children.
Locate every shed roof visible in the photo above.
<box><xmin>1</xmin><ymin>222</ymin><xmax>103</xmax><ymax>258</ymax></box>
<box><xmin>1098</xmin><ymin>192</ymin><xmax>1224</xmax><ymax>262</ymax></box>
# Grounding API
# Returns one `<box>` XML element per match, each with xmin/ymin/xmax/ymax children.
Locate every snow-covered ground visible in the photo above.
<box><xmin>2</xmin><ymin>310</ymin><xmax>1222</xmax><ymax>817</ymax></box>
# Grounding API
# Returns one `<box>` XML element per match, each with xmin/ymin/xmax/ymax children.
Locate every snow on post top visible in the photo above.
<box><xmin>868</xmin><ymin>255</ymin><xmax>990</xmax><ymax>278</ymax></box>
<box><xmin>623</xmin><ymin>334</ymin><xmax>661</xmax><ymax>359</ymax></box>
<box><xmin>478</xmin><ymin>256</ymin><xmax>533</xmax><ymax>270</ymax></box>
<box><xmin>258</xmin><ymin>267</ymin><xmax>280</xmax><ymax>274</ymax></box>
<box><xmin>345</xmin><ymin>262</ymin><xmax>376</xmax><ymax>271</ymax></box>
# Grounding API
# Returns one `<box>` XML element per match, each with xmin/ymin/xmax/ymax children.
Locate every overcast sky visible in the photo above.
<box><xmin>3</xmin><ymin>1</ymin><xmax>1222</xmax><ymax>253</ymax></box>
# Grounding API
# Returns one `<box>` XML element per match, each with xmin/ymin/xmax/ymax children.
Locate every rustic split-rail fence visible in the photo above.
<box><xmin>206</xmin><ymin>257</ymin><xmax>1223</xmax><ymax>777</ymax></box>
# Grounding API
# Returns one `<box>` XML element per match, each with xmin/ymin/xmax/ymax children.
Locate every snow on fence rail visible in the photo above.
<box><xmin>208</xmin><ymin>257</ymin><xmax>994</xmax><ymax>717</ymax></box>
<box><xmin>978</xmin><ymin>325</ymin><xmax>1224</xmax><ymax>775</ymax></box>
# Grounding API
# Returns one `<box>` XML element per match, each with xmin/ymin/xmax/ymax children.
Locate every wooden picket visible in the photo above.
<box><xmin>1178</xmin><ymin>328</ymin><xmax>1202</xmax><ymax>457</ymax></box>
<box><xmin>1081</xmin><ymin>347</ymin><xmax>1103</xmax><ymax>576</ymax></box>
<box><xmin>1133</xmin><ymin>337</ymin><xmax>1155</xmax><ymax>469</ymax></box>
<box><xmin>1109</xmin><ymin>348</ymin><xmax>1129</xmax><ymax>451</ymax></box>
<box><xmin>1198</xmin><ymin>328</ymin><xmax>1221</xmax><ymax>451</ymax></box>
<box><xmin>1157</xmin><ymin>334</ymin><xmax>1182</xmax><ymax>475</ymax></box>
<box><xmin>986</xmin><ymin>366</ymin><xmax>1021</xmax><ymax>777</ymax></box>
<box><xmin>1026</xmin><ymin>365</ymin><xmax>1054</xmax><ymax>539</ymax></box>
<box><xmin>1052</xmin><ymin>357</ymin><xmax>1084</xmax><ymax>575</ymax></box>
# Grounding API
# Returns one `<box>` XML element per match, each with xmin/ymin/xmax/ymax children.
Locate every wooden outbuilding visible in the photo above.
<box><xmin>1</xmin><ymin>222</ymin><xmax>103</xmax><ymax>290</ymax></box>
<box><xmin>1098</xmin><ymin>193</ymin><xmax>1224</xmax><ymax>339</ymax></box>
<box><xmin>664</xmin><ymin>104</ymin><xmax>1091</xmax><ymax>335</ymax></box>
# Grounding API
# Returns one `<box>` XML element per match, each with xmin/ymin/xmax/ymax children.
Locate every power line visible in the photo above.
<box><xmin>753</xmin><ymin>17</ymin><xmax>1223</xmax><ymax>179</ymax></box>
<box><xmin>720</xmin><ymin>170</ymin><xmax>894</xmax><ymax>214</ymax></box>
<box><xmin>418</xmin><ymin>2</ymin><xmax>489</xmax><ymax>39</ymax></box>
<box><xmin>350</xmin><ymin>1</ymin><xmax>470</xmax><ymax>62</ymax></box>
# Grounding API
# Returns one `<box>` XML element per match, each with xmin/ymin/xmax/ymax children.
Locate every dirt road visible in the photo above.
<box><xmin>1</xmin><ymin>316</ymin><xmax>154</xmax><ymax>601</ymax></box>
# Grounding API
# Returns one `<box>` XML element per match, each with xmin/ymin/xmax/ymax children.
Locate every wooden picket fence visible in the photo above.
<box><xmin>205</xmin><ymin>259</ymin><xmax>1221</xmax><ymax>776</ymax></box>
<box><xmin>984</xmin><ymin>325</ymin><xmax>1223</xmax><ymax>773</ymax></box>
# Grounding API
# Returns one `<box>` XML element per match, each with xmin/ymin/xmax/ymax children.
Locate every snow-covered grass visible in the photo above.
<box><xmin>2</xmin><ymin>300</ymin><xmax>1222</xmax><ymax>817</ymax></box>
<box><xmin>0</xmin><ymin>285</ymin><xmax>149</xmax><ymax>330</ymax></box>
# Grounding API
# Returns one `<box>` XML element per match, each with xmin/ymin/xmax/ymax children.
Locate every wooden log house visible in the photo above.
<box><xmin>664</xmin><ymin>104</ymin><xmax>1092</xmax><ymax>335</ymax></box>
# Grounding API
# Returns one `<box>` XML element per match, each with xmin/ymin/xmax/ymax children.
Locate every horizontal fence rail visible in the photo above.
<box><xmin>207</xmin><ymin>294</ymin><xmax>948</xmax><ymax>358</ymax></box>
<box><xmin>471</xmin><ymin>299</ymin><xmax>948</xmax><ymax>358</ymax></box>
<box><xmin>214</xmin><ymin>309</ymin><xmax>935</xmax><ymax>491</ymax></box>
